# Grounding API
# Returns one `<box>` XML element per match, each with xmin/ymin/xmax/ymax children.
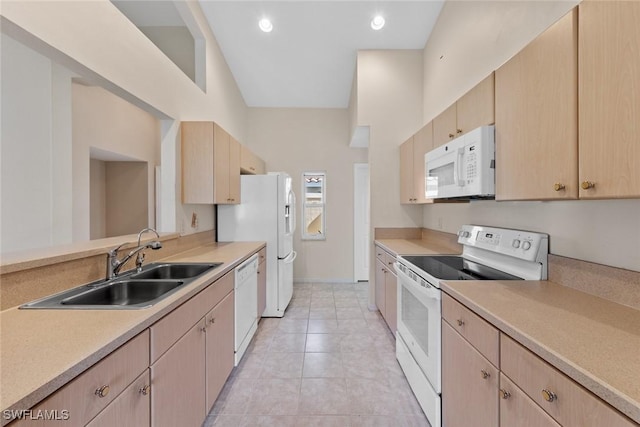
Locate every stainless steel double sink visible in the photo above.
<box><xmin>20</xmin><ymin>262</ymin><xmax>222</xmax><ymax>310</ymax></box>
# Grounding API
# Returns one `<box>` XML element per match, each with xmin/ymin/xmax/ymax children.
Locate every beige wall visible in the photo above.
<box><xmin>246</xmin><ymin>108</ymin><xmax>367</xmax><ymax>282</ymax></box>
<box><xmin>357</xmin><ymin>50</ymin><xmax>425</xmax><ymax>229</ymax></box>
<box><xmin>2</xmin><ymin>0</ymin><xmax>248</xmax><ymax>243</ymax></box>
<box><xmin>72</xmin><ymin>84</ymin><xmax>159</xmax><ymax>242</ymax></box>
<box><xmin>422</xmin><ymin>1</ymin><xmax>580</xmax><ymax>123</ymax></box>
<box><xmin>90</xmin><ymin>159</ymin><xmax>107</xmax><ymax>240</ymax></box>
<box><xmin>420</xmin><ymin>1</ymin><xmax>640</xmax><ymax>272</ymax></box>
<box><xmin>105</xmin><ymin>162</ymin><xmax>149</xmax><ymax>238</ymax></box>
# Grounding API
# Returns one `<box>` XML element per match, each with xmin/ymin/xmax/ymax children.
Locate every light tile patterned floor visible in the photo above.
<box><xmin>203</xmin><ymin>282</ymin><xmax>431</xmax><ymax>427</ymax></box>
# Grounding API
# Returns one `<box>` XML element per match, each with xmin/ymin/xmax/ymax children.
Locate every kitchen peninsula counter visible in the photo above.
<box><xmin>0</xmin><ymin>241</ymin><xmax>264</xmax><ymax>421</ymax></box>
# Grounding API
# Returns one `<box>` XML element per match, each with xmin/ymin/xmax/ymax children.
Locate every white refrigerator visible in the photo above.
<box><xmin>217</xmin><ymin>172</ymin><xmax>297</xmax><ymax>317</ymax></box>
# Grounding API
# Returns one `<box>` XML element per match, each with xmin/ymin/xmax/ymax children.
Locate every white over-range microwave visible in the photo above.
<box><xmin>425</xmin><ymin>125</ymin><xmax>495</xmax><ymax>199</ymax></box>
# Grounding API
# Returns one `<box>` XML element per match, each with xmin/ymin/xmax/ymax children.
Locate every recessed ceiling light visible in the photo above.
<box><xmin>371</xmin><ymin>15</ymin><xmax>385</xmax><ymax>31</ymax></box>
<box><xmin>259</xmin><ymin>18</ymin><xmax>273</xmax><ymax>33</ymax></box>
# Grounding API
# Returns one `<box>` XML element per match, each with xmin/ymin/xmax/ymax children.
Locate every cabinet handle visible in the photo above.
<box><xmin>456</xmin><ymin>129</ymin><xmax>463</xmax><ymax>134</ymax></box>
<box><xmin>499</xmin><ymin>389</ymin><xmax>511</xmax><ymax>400</ymax></box>
<box><xmin>209</xmin><ymin>317</ymin><xmax>216</xmax><ymax>325</ymax></box>
<box><xmin>448</xmin><ymin>133</ymin><xmax>455</xmax><ymax>139</ymax></box>
<box><xmin>480</xmin><ymin>369</ymin><xmax>490</xmax><ymax>379</ymax></box>
<box><xmin>541</xmin><ymin>389</ymin><xmax>557</xmax><ymax>402</ymax></box>
<box><xmin>457</xmin><ymin>319</ymin><xmax>465</xmax><ymax>327</ymax></box>
<box><xmin>553</xmin><ymin>183</ymin><xmax>565</xmax><ymax>191</ymax></box>
<box><xmin>95</xmin><ymin>385</ymin><xmax>110</xmax><ymax>398</ymax></box>
<box><xmin>581</xmin><ymin>181</ymin><xmax>595</xmax><ymax>190</ymax></box>
<box><xmin>139</xmin><ymin>385</ymin><xmax>151</xmax><ymax>396</ymax></box>
<box><xmin>388</xmin><ymin>261</ymin><xmax>393</xmax><ymax>266</ymax></box>
<box><xmin>200</xmin><ymin>326</ymin><xmax>207</xmax><ymax>333</ymax></box>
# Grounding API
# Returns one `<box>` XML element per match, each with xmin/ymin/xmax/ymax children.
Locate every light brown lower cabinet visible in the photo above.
<box><xmin>374</xmin><ymin>246</ymin><xmax>398</xmax><ymax>333</ymax></box>
<box><xmin>10</xmin><ymin>331</ymin><xmax>150</xmax><ymax>427</ymax></box>
<box><xmin>499</xmin><ymin>373</ymin><xmax>560</xmax><ymax>427</ymax></box>
<box><xmin>442</xmin><ymin>292</ymin><xmax>638</xmax><ymax>427</ymax></box>
<box><xmin>86</xmin><ymin>370</ymin><xmax>151</xmax><ymax>427</ymax></box>
<box><xmin>384</xmin><ymin>266</ymin><xmax>397</xmax><ymax>333</ymax></box>
<box><xmin>205</xmin><ymin>292</ymin><xmax>235</xmax><ymax>411</ymax></box>
<box><xmin>442</xmin><ymin>321</ymin><xmax>499</xmax><ymax>427</ymax></box>
<box><xmin>151</xmin><ymin>319</ymin><xmax>207</xmax><ymax>427</ymax></box>
<box><xmin>374</xmin><ymin>257</ymin><xmax>387</xmax><ymax>318</ymax></box>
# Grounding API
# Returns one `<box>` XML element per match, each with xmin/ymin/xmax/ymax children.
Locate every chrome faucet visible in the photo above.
<box><xmin>106</xmin><ymin>228</ymin><xmax>163</xmax><ymax>279</ymax></box>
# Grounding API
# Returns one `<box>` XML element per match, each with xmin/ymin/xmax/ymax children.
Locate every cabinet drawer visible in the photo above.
<box><xmin>86</xmin><ymin>370</ymin><xmax>151</xmax><ymax>427</ymax></box>
<box><xmin>384</xmin><ymin>252</ymin><xmax>397</xmax><ymax>274</ymax></box>
<box><xmin>442</xmin><ymin>293</ymin><xmax>499</xmax><ymax>367</ymax></box>
<box><xmin>501</xmin><ymin>334</ymin><xmax>636</xmax><ymax>427</ymax></box>
<box><xmin>500</xmin><ymin>373</ymin><xmax>560</xmax><ymax>427</ymax></box>
<box><xmin>375</xmin><ymin>245</ymin><xmax>386</xmax><ymax>262</ymax></box>
<box><xmin>13</xmin><ymin>330</ymin><xmax>149</xmax><ymax>427</ymax></box>
<box><xmin>150</xmin><ymin>271</ymin><xmax>234</xmax><ymax>363</ymax></box>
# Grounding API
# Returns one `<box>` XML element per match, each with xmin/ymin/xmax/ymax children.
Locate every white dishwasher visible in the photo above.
<box><xmin>234</xmin><ymin>254</ymin><xmax>258</xmax><ymax>366</ymax></box>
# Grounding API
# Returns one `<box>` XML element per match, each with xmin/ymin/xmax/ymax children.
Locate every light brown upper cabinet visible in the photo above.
<box><xmin>433</xmin><ymin>73</ymin><xmax>495</xmax><ymax>148</ymax></box>
<box><xmin>181</xmin><ymin>122</ymin><xmax>241</xmax><ymax>204</ymax></box>
<box><xmin>400</xmin><ymin>122</ymin><xmax>433</xmax><ymax>204</ymax></box>
<box><xmin>495</xmin><ymin>10</ymin><xmax>578</xmax><ymax>201</ymax></box>
<box><xmin>240</xmin><ymin>144</ymin><xmax>266</xmax><ymax>175</ymax></box>
<box><xmin>579</xmin><ymin>1</ymin><xmax>640</xmax><ymax>199</ymax></box>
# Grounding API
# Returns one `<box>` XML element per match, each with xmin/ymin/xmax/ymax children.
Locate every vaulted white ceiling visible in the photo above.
<box><xmin>111</xmin><ymin>1</ymin><xmax>444</xmax><ymax>109</ymax></box>
<box><xmin>199</xmin><ymin>1</ymin><xmax>444</xmax><ymax>108</ymax></box>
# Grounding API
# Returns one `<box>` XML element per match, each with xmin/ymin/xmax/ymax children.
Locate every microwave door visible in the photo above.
<box><xmin>426</xmin><ymin>154</ymin><xmax>456</xmax><ymax>198</ymax></box>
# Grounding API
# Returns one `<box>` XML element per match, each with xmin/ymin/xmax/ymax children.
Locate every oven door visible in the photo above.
<box><xmin>395</xmin><ymin>264</ymin><xmax>442</xmax><ymax>393</ymax></box>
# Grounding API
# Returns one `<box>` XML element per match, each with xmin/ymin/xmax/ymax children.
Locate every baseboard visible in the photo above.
<box><xmin>293</xmin><ymin>278</ymin><xmax>358</xmax><ymax>284</ymax></box>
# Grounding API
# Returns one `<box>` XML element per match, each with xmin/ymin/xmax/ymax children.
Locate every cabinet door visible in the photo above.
<box><xmin>413</xmin><ymin>122</ymin><xmax>433</xmax><ymax>204</ymax></box>
<box><xmin>433</xmin><ymin>103</ymin><xmax>457</xmax><ymax>148</ymax></box>
<box><xmin>228</xmin><ymin>136</ymin><xmax>241</xmax><ymax>203</ymax></box>
<box><xmin>213</xmin><ymin>123</ymin><xmax>231</xmax><ymax>204</ymax></box>
<box><xmin>579</xmin><ymin>1</ymin><xmax>640</xmax><ymax>198</ymax></box>
<box><xmin>151</xmin><ymin>320</ymin><xmax>206</xmax><ymax>427</ymax></box>
<box><xmin>181</xmin><ymin>122</ymin><xmax>214</xmax><ymax>204</ymax></box>
<box><xmin>456</xmin><ymin>73</ymin><xmax>495</xmax><ymax>135</ymax></box>
<box><xmin>205</xmin><ymin>291</ymin><xmax>235</xmax><ymax>411</ymax></box>
<box><xmin>442</xmin><ymin>322</ymin><xmax>498</xmax><ymax>427</ymax></box>
<box><xmin>86</xmin><ymin>370</ymin><xmax>151</xmax><ymax>427</ymax></box>
<box><xmin>384</xmin><ymin>269</ymin><xmax>397</xmax><ymax>334</ymax></box>
<box><xmin>399</xmin><ymin>136</ymin><xmax>415</xmax><ymax>204</ymax></box>
<box><xmin>257</xmin><ymin>259</ymin><xmax>267</xmax><ymax>317</ymax></box>
<box><xmin>495</xmin><ymin>9</ymin><xmax>578</xmax><ymax>201</ymax></box>
<box><xmin>12</xmin><ymin>331</ymin><xmax>149</xmax><ymax>427</ymax></box>
<box><xmin>374</xmin><ymin>258</ymin><xmax>386</xmax><ymax>317</ymax></box>
<box><xmin>499</xmin><ymin>374</ymin><xmax>560</xmax><ymax>427</ymax></box>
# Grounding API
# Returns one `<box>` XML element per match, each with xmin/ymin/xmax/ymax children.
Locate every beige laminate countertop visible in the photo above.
<box><xmin>441</xmin><ymin>280</ymin><xmax>640</xmax><ymax>424</ymax></box>
<box><xmin>0</xmin><ymin>241</ymin><xmax>264</xmax><ymax>418</ymax></box>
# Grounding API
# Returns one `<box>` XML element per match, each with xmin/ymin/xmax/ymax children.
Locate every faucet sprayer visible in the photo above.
<box><xmin>105</xmin><ymin>228</ymin><xmax>163</xmax><ymax>279</ymax></box>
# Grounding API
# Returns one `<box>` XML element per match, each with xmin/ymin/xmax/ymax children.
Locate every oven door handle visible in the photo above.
<box><xmin>394</xmin><ymin>263</ymin><xmax>440</xmax><ymax>300</ymax></box>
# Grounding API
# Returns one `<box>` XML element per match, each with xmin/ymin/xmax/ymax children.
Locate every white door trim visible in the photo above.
<box><xmin>353</xmin><ymin>163</ymin><xmax>370</xmax><ymax>282</ymax></box>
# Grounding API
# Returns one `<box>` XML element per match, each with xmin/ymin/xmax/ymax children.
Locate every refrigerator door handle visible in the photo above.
<box><xmin>290</xmin><ymin>190</ymin><xmax>297</xmax><ymax>234</ymax></box>
<box><xmin>281</xmin><ymin>251</ymin><xmax>297</xmax><ymax>264</ymax></box>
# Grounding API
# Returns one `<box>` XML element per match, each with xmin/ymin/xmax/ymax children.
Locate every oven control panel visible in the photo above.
<box><xmin>457</xmin><ymin>225</ymin><xmax>549</xmax><ymax>263</ymax></box>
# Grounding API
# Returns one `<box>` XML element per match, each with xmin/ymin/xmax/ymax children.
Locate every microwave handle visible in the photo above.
<box><xmin>456</xmin><ymin>148</ymin><xmax>465</xmax><ymax>187</ymax></box>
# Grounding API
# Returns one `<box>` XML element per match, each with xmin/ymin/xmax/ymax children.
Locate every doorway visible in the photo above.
<box><xmin>353</xmin><ymin>163</ymin><xmax>370</xmax><ymax>281</ymax></box>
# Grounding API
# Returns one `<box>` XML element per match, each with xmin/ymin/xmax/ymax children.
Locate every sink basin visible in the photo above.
<box><xmin>61</xmin><ymin>280</ymin><xmax>184</xmax><ymax>307</ymax></box>
<box><xmin>131</xmin><ymin>262</ymin><xmax>222</xmax><ymax>280</ymax></box>
<box><xmin>20</xmin><ymin>262</ymin><xmax>223</xmax><ymax>310</ymax></box>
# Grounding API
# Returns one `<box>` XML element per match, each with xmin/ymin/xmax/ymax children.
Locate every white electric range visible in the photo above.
<box><xmin>393</xmin><ymin>224</ymin><xmax>549</xmax><ymax>427</ymax></box>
